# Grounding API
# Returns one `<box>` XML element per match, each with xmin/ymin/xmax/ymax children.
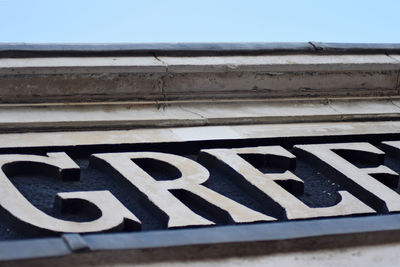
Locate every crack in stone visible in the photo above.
<box><xmin>326</xmin><ymin>98</ymin><xmax>341</xmax><ymax>114</ymax></box>
<box><xmin>396</xmin><ymin>69</ymin><xmax>400</xmax><ymax>94</ymax></box>
<box><xmin>153</xmin><ymin>54</ymin><xmax>168</xmax><ymax>108</ymax></box>
<box><xmin>390</xmin><ymin>98</ymin><xmax>400</xmax><ymax>110</ymax></box>
<box><xmin>386</xmin><ymin>55</ymin><xmax>400</xmax><ymax>94</ymax></box>
<box><xmin>178</xmin><ymin>105</ymin><xmax>208</xmax><ymax>121</ymax></box>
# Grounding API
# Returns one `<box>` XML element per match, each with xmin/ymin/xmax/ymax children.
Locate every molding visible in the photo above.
<box><xmin>0</xmin><ymin>98</ymin><xmax>400</xmax><ymax>133</ymax></box>
<box><xmin>0</xmin><ymin>54</ymin><xmax>399</xmax><ymax>104</ymax></box>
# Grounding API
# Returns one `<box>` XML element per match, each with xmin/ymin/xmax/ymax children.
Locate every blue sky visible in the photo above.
<box><xmin>0</xmin><ymin>0</ymin><xmax>399</xmax><ymax>43</ymax></box>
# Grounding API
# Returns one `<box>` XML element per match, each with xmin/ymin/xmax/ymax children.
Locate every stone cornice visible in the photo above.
<box><xmin>0</xmin><ymin>53</ymin><xmax>399</xmax><ymax>104</ymax></box>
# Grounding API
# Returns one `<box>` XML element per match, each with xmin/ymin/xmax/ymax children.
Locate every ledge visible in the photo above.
<box><xmin>0</xmin><ymin>97</ymin><xmax>398</xmax><ymax>133</ymax></box>
<box><xmin>0</xmin><ymin>52</ymin><xmax>399</xmax><ymax>104</ymax></box>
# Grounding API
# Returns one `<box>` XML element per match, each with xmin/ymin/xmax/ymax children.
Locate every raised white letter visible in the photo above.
<box><xmin>0</xmin><ymin>153</ymin><xmax>140</xmax><ymax>233</ymax></box>
<box><xmin>200</xmin><ymin>146</ymin><xmax>375</xmax><ymax>219</ymax></box>
<box><xmin>295</xmin><ymin>142</ymin><xmax>400</xmax><ymax>212</ymax></box>
<box><xmin>91</xmin><ymin>152</ymin><xmax>275</xmax><ymax>228</ymax></box>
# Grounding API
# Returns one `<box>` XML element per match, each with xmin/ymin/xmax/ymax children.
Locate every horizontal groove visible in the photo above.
<box><xmin>0</xmin><ymin>113</ymin><xmax>399</xmax><ymax>134</ymax></box>
<box><xmin>0</xmin><ymin>95</ymin><xmax>397</xmax><ymax>107</ymax></box>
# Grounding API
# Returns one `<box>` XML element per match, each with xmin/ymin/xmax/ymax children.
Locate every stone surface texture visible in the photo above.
<box><xmin>0</xmin><ymin>98</ymin><xmax>399</xmax><ymax>132</ymax></box>
<box><xmin>0</xmin><ymin>54</ymin><xmax>399</xmax><ymax>103</ymax></box>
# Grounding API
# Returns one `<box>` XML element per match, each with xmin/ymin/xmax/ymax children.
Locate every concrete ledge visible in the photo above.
<box><xmin>3</xmin><ymin>54</ymin><xmax>398</xmax><ymax>74</ymax></box>
<box><xmin>0</xmin><ymin>54</ymin><xmax>399</xmax><ymax>103</ymax></box>
<box><xmin>159</xmin><ymin>55</ymin><xmax>400</xmax><ymax>73</ymax></box>
<box><xmin>0</xmin><ymin>57</ymin><xmax>166</xmax><ymax>75</ymax></box>
<box><xmin>0</xmin><ymin>97</ymin><xmax>399</xmax><ymax>133</ymax></box>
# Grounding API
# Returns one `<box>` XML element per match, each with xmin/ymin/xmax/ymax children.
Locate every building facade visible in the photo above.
<box><xmin>0</xmin><ymin>43</ymin><xmax>400</xmax><ymax>266</ymax></box>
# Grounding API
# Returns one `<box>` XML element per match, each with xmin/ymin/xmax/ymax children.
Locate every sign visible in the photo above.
<box><xmin>1</xmin><ymin>134</ymin><xmax>400</xmax><ymax>260</ymax></box>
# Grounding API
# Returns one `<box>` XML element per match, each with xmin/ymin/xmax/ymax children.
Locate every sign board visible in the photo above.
<box><xmin>1</xmin><ymin>128</ymin><xmax>400</xmax><ymax>260</ymax></box>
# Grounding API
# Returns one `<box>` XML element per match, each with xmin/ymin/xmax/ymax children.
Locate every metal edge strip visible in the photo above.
<box><xmin>2</xmin><ymin>213</ymin><xmax>400</xmax><ymax>262</ymax></box>
<box><xmin>1</xmin><ymin>42</ymin><xmax>400</xmax><ymax>58</ymax></box>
